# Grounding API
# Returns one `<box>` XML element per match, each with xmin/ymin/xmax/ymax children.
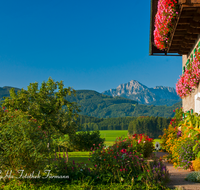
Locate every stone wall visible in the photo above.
<box><xmin>182</xmin><ymin>34</ymin><xmax>200</xmax><ymax>114</ymax></box>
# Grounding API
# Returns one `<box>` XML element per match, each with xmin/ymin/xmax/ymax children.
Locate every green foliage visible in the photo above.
<box><xmin>177</xmin><ymin>138</ymin><xmax>196</xmax><ymax>169</ymax></box>
<box><xmin>0</xmin><ymin>108</ymin><xmax>49</xmax><ymax>173</ymax></box>
<box><xmin>141</xmin><ymin>154</ymin><xmax>170</xmax><ymax>185</ymax></box>
<box><xmin>186</xmin><ymin>171</ymin><xmax>200</xmax><ymax>182</ymax></box>
<box><xmin>128</xmin><ymin>116</ymin><xmax>171</xmax><ymax>139</ymax></box>
<box><xmin>0</xmin><ymin>88</ymin><xmax>182</xmax><ymax>119</ymax></box>
<box><xmin>70</xmin><ymin>131</ymin><xmax>105</xmax><ymax>151</ymax></box>
<box><xmin>0</xmin><ymin>177</ymin><xmax>171</xmax><ymax>190</ymax></box>
<box><xmin>112</xmin><ymin>134</ymin><xmax>154</xmax><ymax>158</ymax></box>
<box><xmin>78</xmin><ymin>115</ymin><xmax>136</xmax><ymax>131</ymax></box>
<box><xmin>0</xmin><ymin>77</ymin><xmax>80</xmax><ymax>167</ymax></box>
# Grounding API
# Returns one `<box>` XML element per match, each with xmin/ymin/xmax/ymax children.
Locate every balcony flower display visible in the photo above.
<box><xmin>176</xmin><ymin>51</ymin><xmax>200</xmax><ymax>98</ymax></box>
<box><xmin>154</xmin><ymin>0</ymin><xmax>178</xmax><ymax>50</ymax></box>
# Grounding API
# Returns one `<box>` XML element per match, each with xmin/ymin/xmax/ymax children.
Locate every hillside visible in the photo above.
<box><xmin>0</xmin><ymin>86</ymin><xmax>182</xmax><ymax>118</ymax></box>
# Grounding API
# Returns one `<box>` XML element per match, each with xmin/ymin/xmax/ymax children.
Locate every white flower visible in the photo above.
<box><xmin>143</xmin><ymin>141</ymin><xmax>146</xmax><ymax>143</ymax></box>
<box><xmin>155</xmin><ymin>142</ymin><xmax>160</xmax><ymax>151</ymax></box>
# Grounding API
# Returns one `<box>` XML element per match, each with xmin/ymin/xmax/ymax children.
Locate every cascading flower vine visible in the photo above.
<box><xmin>154</xmin><ymin>0</ymin><xmax>178</xmax><ymax>50</ymax></box>
<box><xmin>176</xmin><ymin>50</ymin><xmax>200</xmax><ymax>98</ymax></box>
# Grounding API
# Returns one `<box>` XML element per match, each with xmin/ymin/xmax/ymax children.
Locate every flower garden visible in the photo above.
<box><xmin>0</xmin><ymin>78</ymin><xmax>172</xmax><ymax>190</ymax></box>
<box><xmin>0</xmin><ymin>110</ymin><xmax>171</xmax><ymax>189</ymax></box>
<box><xmin>160</xmin><ymin>108</ymin><xmax>200</xmax><ymax>183</ymax></box>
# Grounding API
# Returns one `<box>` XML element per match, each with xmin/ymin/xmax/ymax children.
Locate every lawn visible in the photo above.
<box><xmin>98</xmin><ymin>130</ymin><xmax>162</xmax><ymax>147</ymax></box>
<box><xmin>55</xmin><ymin>130</ymin><xmax>163</xmax><ymax>168</ymax></box>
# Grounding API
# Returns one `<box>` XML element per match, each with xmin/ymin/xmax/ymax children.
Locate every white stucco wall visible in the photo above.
<box><xmin>182</xmin><ymin>34</ymin><xmax>200</xmax><ymax>113</ymax></box>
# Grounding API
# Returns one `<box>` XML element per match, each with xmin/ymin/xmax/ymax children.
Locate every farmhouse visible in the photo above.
<box><xmin>150</xmin><ymin>0</ymin><xmax>200</xmax><ymax>114</ymax></box>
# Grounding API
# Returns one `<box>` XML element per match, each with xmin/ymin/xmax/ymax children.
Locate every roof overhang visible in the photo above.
<box><xmin>149</xmin><ymin>0</ymin><xmax>200</xmax><ymax>56</ymax></box>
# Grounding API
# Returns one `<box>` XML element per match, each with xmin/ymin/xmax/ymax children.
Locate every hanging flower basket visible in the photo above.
<box><xmin>154</xmin><ymin>0</ymin><xmax>179</xmax><ymax>50</ymax></box>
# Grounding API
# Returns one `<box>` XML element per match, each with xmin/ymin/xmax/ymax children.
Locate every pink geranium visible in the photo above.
<box><xmin>154</xmin><ymin>0</ymin><xmax>178</xmax><ymax>50</ymax></box>
<box><xmin>176</xmin><ymin>52</ymin><xmax>200</xmax><ymax>98</ymax></box>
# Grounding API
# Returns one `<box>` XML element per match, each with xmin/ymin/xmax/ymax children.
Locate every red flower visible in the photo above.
<box><xmin>120</xmin><ymin>149</ymin><xmax>127</xmax><ymax>154</ymax></box>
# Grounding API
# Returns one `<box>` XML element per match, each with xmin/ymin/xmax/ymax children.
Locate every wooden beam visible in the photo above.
<box><xmin>182</xmin><ymin>39</ymin><xmax>196</xmax><ymax>44</ymax></box>
<box><xmin>182</xmin><ymin>5</ymin><xmax>200</xmax><ymax>9</ymax></box>
<box><xmin>180</xmin><ymin>45</ymin><xmax>193</xmax><ymax>49</ymax></box>
<box><xmin>187</xmin><ymin>27</ymin><xmax>200</xmax><ymax>34</ymax></box>
<box><xmin>178</xmin><ymin>51</ymin><xmax>188</xmax><ymax>54</ymax></box>
<box><xmin>179</xmin><ymin>18</ymin><xmax>193</xmax><ymax>24</ymax></box>
<box><xmin>184</xmin><ymin>34</ymin><xmax>198</xmax><ymax>39</ymax></box>
<box><xmin>193</xmin><ymin>13</ymin><xmax>200</xmax><ymax>22</ymax></box>
<box><xmin>173</xmin><ymin>37</ymin><xmax>186</xmax><ymax>41</ymax></box>
<box><xmin>174</xmin><ymin>31</ymin><xmax>187</xmax><ymax>36</ymax></box>
<box><xmin>176</xmin><ymin>25</ymin><xmax>188</xmax><ymax>30</ymax></box>
<box><xmin>190</xmin><ymin>21</ymin><xmax>200</xmax><ymax>28</ymax></box>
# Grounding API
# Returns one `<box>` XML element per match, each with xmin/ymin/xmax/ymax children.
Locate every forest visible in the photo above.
<box><xmin>77</xmin><ymin>114</ymin><xmax>171</xmax><ymax>138</ymax></box>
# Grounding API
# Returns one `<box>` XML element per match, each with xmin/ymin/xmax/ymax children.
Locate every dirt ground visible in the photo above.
<box><xmin>154</xmin><ymin>152</ymin><xmax>200</xmax><ymax>190</ymax></box>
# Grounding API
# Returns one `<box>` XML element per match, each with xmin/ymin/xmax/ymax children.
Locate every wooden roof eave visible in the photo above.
<box><xmin>149</xmin><ymin>0</ymin><xmax>181</xmax><ymax>56</ymax></box>
<box><xmin>167</xmin><ymin>1</ymin><xmax>200</xmax><ymax>55</ymax></box>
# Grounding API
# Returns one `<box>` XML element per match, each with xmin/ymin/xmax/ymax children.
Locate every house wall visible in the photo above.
<box><xmin>182</xmin><ymin>34</ymin><xmax>200</xmax><ymax>114</ymax></box>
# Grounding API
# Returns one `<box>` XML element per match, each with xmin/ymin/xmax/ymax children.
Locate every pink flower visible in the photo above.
<box><xmin>120</xmin><ymin>149</ymin><xmax>127</xmax><ymax>153</ymax></box>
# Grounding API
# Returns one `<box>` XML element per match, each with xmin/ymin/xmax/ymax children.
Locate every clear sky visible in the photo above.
<box><xmin>0</xmin><ymin>0</ymin><xmax>182</xmax><ymax>93</ymax></box>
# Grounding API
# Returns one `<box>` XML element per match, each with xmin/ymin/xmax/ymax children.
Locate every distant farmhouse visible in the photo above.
<box><xmin>150</xmin><ymin>0</ymin><xmax>200</xmax><ymax>114</ymax></box>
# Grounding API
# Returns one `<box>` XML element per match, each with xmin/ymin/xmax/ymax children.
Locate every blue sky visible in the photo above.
<box><xmin>0</xmin><ymin>0</ymin><xmax>182</xmax><ymax>93</ymax></box>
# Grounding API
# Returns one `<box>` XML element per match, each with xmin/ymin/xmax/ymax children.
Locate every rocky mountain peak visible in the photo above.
<box><xmin>102</xmin><ymin>80</ymin><xmax>181</xmax><ymax>105</ymax></box>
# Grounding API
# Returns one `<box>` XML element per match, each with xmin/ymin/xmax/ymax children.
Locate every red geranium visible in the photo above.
<box><xmin>154</xmin><ymin>0</ymin><xmax>178</xmax><ymax>50</ymax></box>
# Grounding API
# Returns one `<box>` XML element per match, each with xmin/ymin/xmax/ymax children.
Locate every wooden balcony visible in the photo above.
<box><xmin>150</xmin><ymin>0</ymin><xmax>200</xmax><ymax>56</ymax></box>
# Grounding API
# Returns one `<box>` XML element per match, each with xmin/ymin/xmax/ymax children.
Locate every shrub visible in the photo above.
<box><xmin>0</xmin><ymin>108</ymin><xmax>49</xmax><ymax>173</ymax></box>
<box><xmin>89</xmin><ymin>138</ymin><xmax>168</xmax><ymax>186</ymax></box>
<box><xmin>141</xmin><ymin>154</ymin><xmax>170</xmax><ymax>185</ymax></box>
<box><xmin>186</xmin><ymin>171</ymin><xmax>200</xmax><ymax>183</ymax></box>
<box><xmin>112</xmin><ymin>134</ymin><xmax>154</xmax><ymax>158</ymax></box>
<box><xmin>193</xmin><ymin>158</ymin><xmax>200</xmax><ymax>171</ymax></box>
<box><xmin>53</xmin><ymin>135</ymin><xmax>75</xmax><ymax>152</ymax></box>
<box><xmin>70</xmin><ymin>130</ymin><xmax>105</xmax><ymax>151</ymax></box>
<box><xmin>46</xmin><ymin>154</ymin><xmax>93</xmax><ymax>184</ymax></box>
<box><xmin>90</xmin><ymin>143</ymin><xmax>144</xmax><ymax>183</ymax></box>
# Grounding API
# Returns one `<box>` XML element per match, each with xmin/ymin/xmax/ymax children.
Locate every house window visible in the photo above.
<box><xmin>195</xmin><ymin>93</ymin><xmax>200</xmax><ymax>115</ymax></box>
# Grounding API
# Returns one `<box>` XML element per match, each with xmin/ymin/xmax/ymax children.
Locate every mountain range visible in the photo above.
<box><xmin>102</xmin><ymin>80</ymin><xmax>181</xmax><ymax>106</ymax></box>
<box><xmin>0</xmin><ymin>82</ymin><xmax>182</xmax><ymax>118</ymax></box>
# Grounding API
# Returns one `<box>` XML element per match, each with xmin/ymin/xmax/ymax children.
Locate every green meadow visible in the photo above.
<box><xmin>56</xmin><ymin>130</ymin><xmax>163</xmax><ymax>168</ymax></box>
<box><xmin>98</xmin><ymin>130</ymin><xmax>162</xmax><ymax>147</ymax></box>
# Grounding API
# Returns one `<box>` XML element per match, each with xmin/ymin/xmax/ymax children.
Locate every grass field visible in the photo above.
<box><xmin>100</xmin><ymin>130</ymin><xmax>129</xmax><ymax>141</ymax></box>
<box><xmin>98</xmin><ymin>130</ymin><xmax>162</xmax><ymax>147</ymax></box>
<box><xmin>56</xmin><ymin>130</ymin><xmax>163</xmax><ymax>167</ymax></box>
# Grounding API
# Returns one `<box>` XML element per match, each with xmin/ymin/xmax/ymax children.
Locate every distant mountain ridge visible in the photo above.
<box><xmin>0</xmin><ymin>86</ymin><xmax>181</xmax><ymax>118</ymax></box>
<box><xmin>102</xmin><ymin>80</ymin><xmax>181</xmax><ymax>106</ymax></box>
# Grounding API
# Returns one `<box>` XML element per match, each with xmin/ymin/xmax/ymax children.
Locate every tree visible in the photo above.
<box><xmin>0</xmin><ymin>77</ymin><xmax>80</xmax><ymax>165</ymax></box>
<box><xmin>0</xmin><ymin>109</ymin><xmax>48</xmax><ymax>173</ymax></box>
